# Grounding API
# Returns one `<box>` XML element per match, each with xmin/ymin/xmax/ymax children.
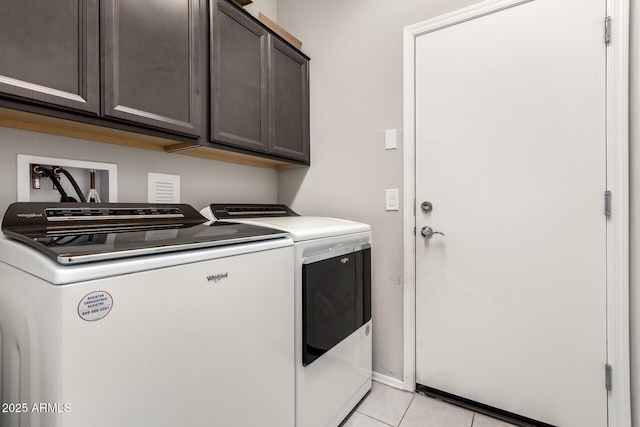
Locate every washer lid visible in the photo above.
<box><xmin>2</xmin><ymin>202</ymin><xmax>289</xmax><ymax>264</ymax></box>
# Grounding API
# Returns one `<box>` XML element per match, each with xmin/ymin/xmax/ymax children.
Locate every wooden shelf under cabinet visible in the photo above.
<box><xmin>0</xmin><ymin>107</ymin><xmax>302</xmax><ymax>170</ymax></box>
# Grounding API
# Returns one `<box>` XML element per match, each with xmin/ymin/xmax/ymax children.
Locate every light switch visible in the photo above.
<box><xmin>386</xmin><ymin>189</ymin><xmax>399</xmax><ymax>211</ymax></box>
<box><xmin>385</xmin><ymin>129</ymin><xmax>397</xmax><ymax>150</ymax></box>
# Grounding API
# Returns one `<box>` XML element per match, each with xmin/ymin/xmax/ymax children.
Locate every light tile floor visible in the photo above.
<box><xmin>342</xmin><ymin>382</ymin><xmax>518</xmax><ymax>427</ymax></box>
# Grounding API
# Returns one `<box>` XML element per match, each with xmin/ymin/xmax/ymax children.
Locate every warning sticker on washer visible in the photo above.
<box><xmin>78</xmin><ymin>291</ymin><xmax>113</xmax><ymax>321</ymax></box>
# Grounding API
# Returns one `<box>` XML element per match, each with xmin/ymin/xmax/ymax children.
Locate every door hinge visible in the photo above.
<box><xmin>605</xmin><ymin>364</ymin><xmax>612</xmax><ymax>391</ymax></box>
<box><xmin>604</xmin><ymin>16</ymin><xmax>611</xmax><ymax>44</ymax></box>
<box><xmin>604</xmin><ymin>190</ymin><xmax>612</xmax><ymax>218</ymax></box>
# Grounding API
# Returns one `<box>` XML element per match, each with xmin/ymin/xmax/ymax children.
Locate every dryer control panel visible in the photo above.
<box><xmin>207</xmin><ymin>203</ymin><xmax>299</xmax><ymax>219</ymax></box>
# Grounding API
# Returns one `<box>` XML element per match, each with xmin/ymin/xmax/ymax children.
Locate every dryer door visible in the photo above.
<box><xmin>302</xmin><ymin>245</ymin><xmax>371</xmax><ymax>366</ymax></box>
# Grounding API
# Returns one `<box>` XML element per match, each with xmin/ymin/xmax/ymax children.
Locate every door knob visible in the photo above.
<box><xmin>420</xmin><ymin>226</ymin><xmax>444</xmax><ymax>239</ymax></box>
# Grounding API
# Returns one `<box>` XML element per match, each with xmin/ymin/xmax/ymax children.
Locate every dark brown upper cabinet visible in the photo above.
<box><xmin>101</xmin><ymin>0</ymin><xmax>203</xmax><ymax>137</ymax></box>
<box><xmin>211</xmin><ymin>0</ymin><xmax>310</xmax><ymax>164</ymax></box>
<box><xmin>0</xmin><ymin>0</ymin><xmax>100</xmax><ymax>114</ymax></box>
<box><xmin>269</xmin><ymin>37</ymin><xmax>310</xmax><ymax>162</ymax></box>
<box><xmin>211</xmin><ymin>0</ymin><xmax>269</xmax><ymax>152</ymax></box>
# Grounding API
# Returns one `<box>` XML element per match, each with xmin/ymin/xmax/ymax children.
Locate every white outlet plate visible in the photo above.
<box><xmin>17</xmin><ymin>154</ymin><xmax>117</xmax><ymax>203</ymax></box>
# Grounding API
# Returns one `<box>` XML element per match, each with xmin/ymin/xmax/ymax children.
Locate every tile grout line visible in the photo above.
<box><xmin>358</xmin><ymin>412</ymin><xmax>396</xmax><ymax>427</ymax></box>
<box><xmin>395</xmin><ymin>393</ymin><xmax>416</xmax><ymax>427</ymax></box>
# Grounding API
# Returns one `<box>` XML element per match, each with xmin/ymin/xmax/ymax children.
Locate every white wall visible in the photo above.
<box><xmin>0</xmin><ymin>126</ymin><xmax>278</xmax><ymax>215</ymax></box>
<box><xmin>276</xmin><ymin>0</ymin><xmax>482</xmax><ymax>380</ymax></box>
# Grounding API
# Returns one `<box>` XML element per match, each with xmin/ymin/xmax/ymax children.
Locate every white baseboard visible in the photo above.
<box><xmin>372</xmin><ymin>372</ymin><xmax>408</xmax><ymax>390</ymax></box>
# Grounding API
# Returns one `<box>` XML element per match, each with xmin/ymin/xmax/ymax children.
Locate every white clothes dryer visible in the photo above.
<box><xmin>202</xmin><ymin>203</ymin><xmax>372</xmax><ymax>427</ymax></box>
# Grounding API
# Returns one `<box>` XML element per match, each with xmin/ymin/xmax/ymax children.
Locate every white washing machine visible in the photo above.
<box><xmin>0</xmin><ymin>202</ymin><xmax>295</xmax><ymax>427</ymax></box>
<box><xmin>201</xmin><ymin>204</ymin><xmax>372</xmax><ymax>427</ymax></box>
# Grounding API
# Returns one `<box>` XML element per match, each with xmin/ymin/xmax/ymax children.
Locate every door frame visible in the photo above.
<box><xmin>401</xmin><ymin>0</ymin><xmax>631</xmax><ymax>425</ymax></box>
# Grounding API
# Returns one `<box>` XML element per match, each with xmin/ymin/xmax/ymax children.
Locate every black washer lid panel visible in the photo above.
<box><xmin>208</xmin><ymin>203</ymin><xmax>299</xmax><ymax>219</ymax></box>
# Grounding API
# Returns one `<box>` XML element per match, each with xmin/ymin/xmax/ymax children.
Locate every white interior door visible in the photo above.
<box><xmin>414</xmin><ymin>1</ymin><xmax>607</xmax><ymax>426</ymax></box>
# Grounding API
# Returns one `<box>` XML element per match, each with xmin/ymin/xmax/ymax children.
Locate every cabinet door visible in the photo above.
<box><xmin>0</xmin><ymin>0</ymin><xmax>99</xmax><ymax>114</ymax></box>
<box><xmin>269</xmin><ymin>37</ymin><xmax>310</xmax><ymax>163</ymax></box>
<box><xmin>211</xmin><ymin>0</ymin><xmax>268</xmax><ymax>152</ymax></box>
<box><xmin>102</xmin><ymin>0</ymin><xmax>202</xmax><ymax>136</ymax></box>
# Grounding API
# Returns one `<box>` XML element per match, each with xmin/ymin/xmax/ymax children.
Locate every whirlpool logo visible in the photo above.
<box><xmin>207</xmin><ymin>272</ymin><xmax>229</xmax><ymax>283</ymax></box>
<box><xmin>17</xmin><ymin>213</ymin><xmax>43</xmax><ymax>219</ymax></box>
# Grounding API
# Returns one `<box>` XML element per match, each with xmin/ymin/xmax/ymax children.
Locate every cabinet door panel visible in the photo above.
<box><xmin>269</xmin><ymin>37</ymin><xmax>309</xmax><ymax>162</ymax></box>
<box><xmin>0</xmin><ymin>0</ymin><xmax>99</xmax><ymax>113</ymax></box>
<box><xmin>211</xmin><ymin>0</ymin><xmax>268</xmax><ymax>151</ymax></box>
<box><xmin>102</xmin><ymin>0</ymin><xmax>201</xmax><ymax>136</ymax></box>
